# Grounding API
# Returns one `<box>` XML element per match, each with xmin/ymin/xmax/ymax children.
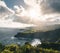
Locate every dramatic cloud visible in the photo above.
<box><xmin>0</xmin><ymin>0</ymin><xmax>35</xmax><ymax>29</ymax></box>
<box><xmin>0</xmin><ymin>0</ymin><xmax>14</xmax><ymax>18</ymax></box>
<box><xmin>0</xmin><ymin>0</ymin><xmax>60</xmax><ymax>32</ymax></box>
<box><xmin>47</xmin><ymin>0</ymin><xmax>60</xmax><ymax>13</ymax></box>
<box><xmin>0</xmin><ymin>19</ymin><xmax>35</xmax><ymax>29</ymax></box>
<box><xmin>13</xmin><ymin>0</ymin><xmax>60</xmax><ymax>31</ymax></box>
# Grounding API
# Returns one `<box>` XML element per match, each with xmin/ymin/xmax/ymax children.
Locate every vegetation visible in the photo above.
<box><xmin>15</xmin><ymin>28</ymin><xmax>60</xmax><ymax>43</ymax></box>
<box><xmin>0</xmin><ymin>42</ymin><xmax>60</xmax><ymax>53</ymax></box>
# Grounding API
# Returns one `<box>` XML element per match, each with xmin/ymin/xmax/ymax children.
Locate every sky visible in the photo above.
<box><xmin>0</xmin><ymin>0</ymin><xmax>35</xmax><ymax>29</ymax></box>
<box><xmin>0</xmin><ymin>0</ymin><xmax>60</xmax><ymax>32</ymax></box>
<box><xmin>4</xmin><ymin>0</ymin><xmax>60</xmax><ymax>14</ymax></box>
<box><xmin>4</xmin><ymin>0</ymin><xmax>25</xmax><ymax>9</ymax></box>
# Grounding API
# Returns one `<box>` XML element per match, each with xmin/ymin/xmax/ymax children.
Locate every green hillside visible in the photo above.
<box><xmin>0</xmin><ymin>42</ymin><xmax>60</xmax><ymax>53</ymax></box>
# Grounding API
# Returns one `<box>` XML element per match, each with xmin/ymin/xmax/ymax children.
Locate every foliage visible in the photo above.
<box><xmin>0</xmin><ymin>43</ymin><xmax>4</xmax><ymax>53</ymax></box>
<box><xmin>0</xmin><ymin>42</ymin><xmax>60</xmax><ymax>53</ymax></box>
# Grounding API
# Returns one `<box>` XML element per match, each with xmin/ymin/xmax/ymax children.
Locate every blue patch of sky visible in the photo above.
<box><xmin>4</xmin><ymin>0</ymin><xmax>25</xmax><ymax>9</ymax></box>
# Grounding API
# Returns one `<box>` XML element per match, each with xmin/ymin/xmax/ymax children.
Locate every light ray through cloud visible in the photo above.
<box><xmin>0</xmin><ymin>0</ymin><xmax>36</xmax><ymax>29</ymax></box>
<box><xmin>0</xmin><ymin>0</ymin><xmax>60</xmax><ymax>31</ymax></box>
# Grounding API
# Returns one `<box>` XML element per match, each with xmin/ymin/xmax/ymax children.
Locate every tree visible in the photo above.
<box><xmin>4</xmin><ymin>44</ymin><xmax>21</xmax><ymax>53</ymax></box>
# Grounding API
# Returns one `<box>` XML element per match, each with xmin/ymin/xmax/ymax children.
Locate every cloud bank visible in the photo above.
<box><xmin>0</xmin><ymin>0</ymin><xmax>35</xmax><ymax>29</ymax></box>
<box><xmin>0</xmin><ymin>0</ymin><xmax>60</xmax><ymax>32</ymax></box>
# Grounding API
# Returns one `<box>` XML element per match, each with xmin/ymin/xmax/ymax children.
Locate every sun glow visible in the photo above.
<box><xmin>17</xmin><ymin>0</ymin><xmax>42</xmax><ymax>20</ymax></box>
<box><xmin>1</xmin><ymin>0</ymin><xmax>60</xmax><ymax>31</ymax></box>
<box><xmin>28</xmin><ymin>9</ymin><xmax>39</xmax><ymax>18</ymax></box>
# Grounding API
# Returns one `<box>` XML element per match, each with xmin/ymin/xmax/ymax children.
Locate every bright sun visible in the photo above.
<box><xmin>28</xmin><ymin>8</ymin><xmax>40</xmax><ymax>19</ymax></box>
<box><xmin>29</xmin><ymin>9</ymin><xmax>38</xmax><ymax>18</ymax></box>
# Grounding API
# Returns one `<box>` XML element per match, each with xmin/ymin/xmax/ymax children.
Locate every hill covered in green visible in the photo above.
<box><xmin>0</xmin><ymin>42</ymin><xmax>60</xmax><ymax>53</ymax></box>
<box><xmin>15</xmin><ymin>28</ymin><xmax>60</xmax><ymax>42</ymax></box>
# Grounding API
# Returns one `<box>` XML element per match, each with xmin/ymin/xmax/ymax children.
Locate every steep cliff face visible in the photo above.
<box><xmin>15</xmin><ymin>28</ymin><xmax>60</xmax><ymax>42</ymax></box>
